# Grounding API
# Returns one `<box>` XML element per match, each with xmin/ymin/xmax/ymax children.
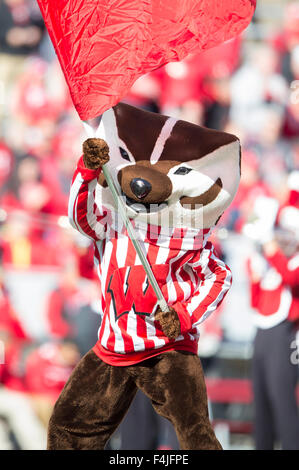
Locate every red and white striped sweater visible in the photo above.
<box><xmin>68</xmin><ymin>156</ymin><xmax>232</xmax><ymax>365</ymax></box>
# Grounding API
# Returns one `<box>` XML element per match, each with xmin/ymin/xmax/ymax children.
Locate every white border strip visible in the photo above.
<box><xmin>150</xmin><ymin>117</ymin><xmax>177</xmax><ymax>164</ymax></box>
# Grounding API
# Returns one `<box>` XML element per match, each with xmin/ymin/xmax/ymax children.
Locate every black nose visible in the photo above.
<box><xmin>130</xmin><ymin>178</ymin><xmax>152</xmax><ymax>199</ymax></box>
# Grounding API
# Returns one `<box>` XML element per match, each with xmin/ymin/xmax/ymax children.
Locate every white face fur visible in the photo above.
<box><xmin>95</xmin><ymin>108</ymin><xmax>241</xmax><ymax>230</ymax></box>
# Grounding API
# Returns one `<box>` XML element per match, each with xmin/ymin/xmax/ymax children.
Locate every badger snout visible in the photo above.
<box><xmin>130</xmin><ymin>178</ymin><xmax>152</xmax><ymax>199</ymax></box>
<box><xmin>118</xmin><ymin>162</ymin><xmax>173</xmax><ymax>204</ymax></box>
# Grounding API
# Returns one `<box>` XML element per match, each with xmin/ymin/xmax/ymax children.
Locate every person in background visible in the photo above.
<box><xmin>24</xmin><ymin>341</ymin><xmax>80</xmax><ymax>428</ymax></box>
<box><xmin>0</xmin><ymin>0</ymin><xmax>44</xmax><ymax>119</ymax></box>
<box><xmin>246</xmin><ymin>174</ymin><xmax>299</xmax><ymax>450</ymax></box>
<box><xmin>270</xmin><ymin>1</ymin><xmax>299</xmax><ymax>84</ymax></box>
<box><xmin>46</xmin><ymin>258</ymin><xmax>101</xmax><ymax>356</ymax></box>
<box><xmin>0</xmin><ymin>254</ymin><xmax>47</xmax><ymax>450</ymax></box>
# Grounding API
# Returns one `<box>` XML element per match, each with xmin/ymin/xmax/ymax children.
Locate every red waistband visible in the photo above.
<box><xmin>93</xmin><ymin>339</ymin><xmax>198</xmax><ymax>366</ymax></box>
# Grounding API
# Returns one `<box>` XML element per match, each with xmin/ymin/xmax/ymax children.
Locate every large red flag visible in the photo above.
<box><xmin>37</xmin><ymin>0</ymin><xmax>256</xmax><ymax>120</ymax></box>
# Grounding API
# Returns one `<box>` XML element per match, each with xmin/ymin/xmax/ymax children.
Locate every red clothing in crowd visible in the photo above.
<box><xmin>248</xmin><ymin>248</ymin><xmax>299</xmax><ymax>328</ymax></box>
<box><xmin>2</xmin><ymin>233</ymin><xmax>59</xmax><ymax>268</ymax></box>
<box><xmin>46</xmin><ymin>288</ymin><xmax>74</xmax><ymax>339</ymax></box>
<box><xmin>25</xmin><ymin>343</ymin><xmax>76</xmax><ymax>401</ymax></box>
<box><xmin>0</xmin><ymin>142</ymin><xmax>13</xmax><ymax>187</ymax></box>
<box><xmin>0</xmin><ymin>287</ymin><xmax>28</xmax><ymax>341</ymax></box>
<box><xmin>0</xmin><ymin>286</ymin><xmax>29</xmax><ymax>390</ymax></box>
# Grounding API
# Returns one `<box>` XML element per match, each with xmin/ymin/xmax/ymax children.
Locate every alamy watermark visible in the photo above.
<box><xmin>290</xmin><ymin>333</ymin><xmax>299</xmax><ymax>366</ymax></box>
<box><xmin>91</xmin><ymin>197</ymin><xmax>205</xmax><ymax>243</ymax></box>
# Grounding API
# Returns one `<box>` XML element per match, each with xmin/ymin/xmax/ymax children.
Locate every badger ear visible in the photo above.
<box><xmin>113</xmin><ymin>102</ymin><xmax>168</xmax><ymax>162</ymax></box>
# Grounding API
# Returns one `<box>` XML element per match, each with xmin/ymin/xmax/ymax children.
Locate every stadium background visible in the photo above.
<box><xmin>0</xmin><ymin>0</ymin><xmax>298</xmax><ymax>450</ymax></box>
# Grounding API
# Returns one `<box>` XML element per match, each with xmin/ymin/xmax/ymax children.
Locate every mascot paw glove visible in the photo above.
<box><xmin>155</xmin><ymin>302</ymin><xmax>193</xmax><ymax>340</ymax></box>
<box><xmin>83</xmin><ymin>138</ymin><xmax>110</xmax><ymax>169</ymax></box>
<box><xmin>155</xmin><ymin>307</ymin><xmax>181</xmax><ymax>340</ymax></box>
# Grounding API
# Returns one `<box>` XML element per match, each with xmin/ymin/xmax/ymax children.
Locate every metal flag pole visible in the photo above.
<box><xmin>82</xmin><ymin>119</ymin><xmax>169</xmax><ymax>314</ymax></box>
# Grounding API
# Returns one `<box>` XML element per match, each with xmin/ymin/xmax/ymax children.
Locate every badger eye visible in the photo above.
<box><xmin>174</xmin><ymin>167</ymin><xmax>192</xmax><ymax>175</ymax></box>
<box><xmin>119</xmin><ymin>147</ymin><xmax>130</xmax><ymax>161</ymax></box>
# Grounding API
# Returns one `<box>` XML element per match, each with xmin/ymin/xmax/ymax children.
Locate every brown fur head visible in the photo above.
<box><xmin>95</xmin><ymin>103</ymin><xmax>241</xmax><ymax>230</ymax></box>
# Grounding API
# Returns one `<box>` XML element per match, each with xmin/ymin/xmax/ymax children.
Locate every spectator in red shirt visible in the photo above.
<box><xmin>0</xmin><ymin>265</ymin><xmax>29</xmax><ymax>391</ymax></box>
<box><xmin>24</xmin><ymin>341</ymin><xmax>80</xmax><ymax>427</ymax></box>
<box><xmin>247</xmin><ymin>183</ymin><xmax>299</xmax><ymax>450</ymax></box>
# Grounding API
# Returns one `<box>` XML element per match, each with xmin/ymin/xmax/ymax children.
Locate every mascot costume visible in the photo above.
<box><xmin>37</xmin><ymin>0</ymin><xmax>256</xmax><ymax>450</ymax></box>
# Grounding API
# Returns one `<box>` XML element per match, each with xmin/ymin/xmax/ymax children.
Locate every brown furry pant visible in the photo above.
<box><xmin>47</xmin><ymin>349</ymin><xmax>222</xmax><ymax>450</ymax></box>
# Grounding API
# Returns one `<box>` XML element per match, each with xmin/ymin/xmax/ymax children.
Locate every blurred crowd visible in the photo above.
<box><xmin>0</xmin><ymin>0</ymin><xmax>298</xmax><ymax>450</ymax></box>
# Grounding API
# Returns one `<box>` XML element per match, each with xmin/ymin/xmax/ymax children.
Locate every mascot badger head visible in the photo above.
<box><xmin>95</xmin><ymin>102</ymin><xmax>241</xmax><ymax>230</ymax></box>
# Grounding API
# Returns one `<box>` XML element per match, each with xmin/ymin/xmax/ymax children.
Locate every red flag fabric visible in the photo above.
<box><xmin>37</xmin><ymin>0</ymin><xmax>256</xmax><ymax>120</ymax></box>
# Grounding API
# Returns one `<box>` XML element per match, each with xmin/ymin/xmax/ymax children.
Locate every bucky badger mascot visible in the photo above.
<box><xmin>47</xmin><ymin>103</ymin><xmax>241</xmax><ymax>450</ymax></box>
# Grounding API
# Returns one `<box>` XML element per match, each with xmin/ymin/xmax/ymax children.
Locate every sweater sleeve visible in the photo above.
<box><xmin>172</xmin><ymin>242</ymin><xmax>232</xmax><ymax>334</ymax></box>
<box><xmin>266</xmin><ymin>249</ymin><xmax>299</xmax><ymax>288</ymax></box>
<box><xmin>68</xmin><ymin>156</ymin><xmax>108</xmax><ymax>241</ymax></box>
